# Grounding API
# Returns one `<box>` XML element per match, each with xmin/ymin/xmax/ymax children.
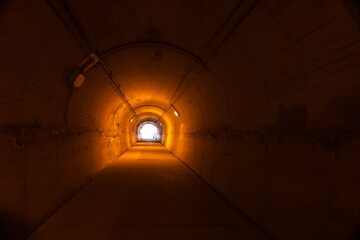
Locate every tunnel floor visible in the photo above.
<box><xmin>28</xmin><ymin>143</ymin><xmax>267</xmax><ymax>240</ymax></box>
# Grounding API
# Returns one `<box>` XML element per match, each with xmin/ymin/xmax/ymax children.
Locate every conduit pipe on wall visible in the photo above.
<box><xmin>158</xmin><ymin>0</ymin><xmax>261</xmax><ymax>122</ymax></box>
<box><xmin>47</xmin><ymin>0</ymin><xmax>137</xmax><ymax>115</ymax></box>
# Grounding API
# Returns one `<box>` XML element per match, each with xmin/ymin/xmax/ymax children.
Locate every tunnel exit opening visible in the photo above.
<box><xmin>140</xmin><ymin>123</ymin><xmax>158</xmax><ymax>140</ymax></box>
<box><xmin>136</xmin><ymin>120</ymin><xmax>162</xmax><ymax>142</ymax></box>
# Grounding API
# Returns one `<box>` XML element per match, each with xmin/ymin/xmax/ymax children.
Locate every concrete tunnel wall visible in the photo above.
<box><xmin>0</xmin><ymin>0</ymin><xmax>360</xmax><ymax>239</ymax></box>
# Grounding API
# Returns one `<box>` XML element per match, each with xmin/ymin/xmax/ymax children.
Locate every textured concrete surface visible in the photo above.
<box><xmin>28</xmin><ymin>143</ymin><xmax>267</xmax><ymax>240</ymax></box>
<box><xmin>1</xmin><ymin>1</ymin><xmax>360</xmax><ymax>239</ymax></box>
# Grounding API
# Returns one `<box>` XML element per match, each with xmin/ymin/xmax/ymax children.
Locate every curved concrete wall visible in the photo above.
<box><xmin>0</xmin><ymin>0</ymin><xmax>359</xmax><ymax>239</ymax></box>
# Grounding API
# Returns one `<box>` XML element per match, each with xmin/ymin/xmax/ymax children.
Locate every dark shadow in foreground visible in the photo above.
<box><xmin>0</xmin><ymin>210</ymin><xmax>29</xmax><ymax>240</ymax></box>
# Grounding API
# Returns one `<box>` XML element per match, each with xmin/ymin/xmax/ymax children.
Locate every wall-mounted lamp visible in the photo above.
<box><xmin>68</xmin><ymin>53</ymin><xmax>101</xmax><ymax>89</ymax></box>
<box><xmin>68</xmin><ymin>69</ymin><xmax>86</xmax><ymax>88</ymax></box>
<box><xmin>172</xmin><ymin>105</ymin><xmax>180</xmax><ymax>117</ymax></box>
<box><xmin>129</xmin><ymin>115</ymin><xmax>136</xmax><ymax>123</ymax></box>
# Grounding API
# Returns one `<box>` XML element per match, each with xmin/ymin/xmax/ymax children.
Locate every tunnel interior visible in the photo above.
<box><xmin>0</xmin><ymin>0</ymin><xmax>360</xmax><ymax>239</ymax></box>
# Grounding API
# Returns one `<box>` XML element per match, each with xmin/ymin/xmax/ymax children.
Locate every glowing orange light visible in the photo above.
<box><xmin>129</xmin><ymin>116</ymin><xmax>135</xmax><ymax>122</ymax></box>
<box><xmin>172</xmin><ymin>105</ymin><xmax>180</xmax><ymax>117</ymax></box>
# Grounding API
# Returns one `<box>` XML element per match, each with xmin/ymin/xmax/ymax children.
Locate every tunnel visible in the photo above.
<box><xmin>1</xmin><ymin>0</ymin><xmax>360</xmax><ymax>239</ymax></box>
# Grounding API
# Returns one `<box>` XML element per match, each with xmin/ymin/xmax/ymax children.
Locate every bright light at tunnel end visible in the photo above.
<box><xmin>139</xmin><ymin>123</ymin><xmax>159</xmax><ymax>141</ymax></box>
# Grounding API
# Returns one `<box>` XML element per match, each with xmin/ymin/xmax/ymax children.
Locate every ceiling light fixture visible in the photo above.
<box><xmin>68</xmin><ymin>53</ymin><xmax>102</xmax><ymax>89</ymax></box>
<box><xmin>68</xmin><ymin>69</ymin><xmax>86</xmax><ymax>88</ymax></box>
<box><xmin>172</xmin><ymin>105</ymin><xmax>180</xmax><ymax>117</ymax></box>
<box><xmin>129</xmin><ymin>115</ymin><xmax>136</xmax><ymax>123</ymax></box>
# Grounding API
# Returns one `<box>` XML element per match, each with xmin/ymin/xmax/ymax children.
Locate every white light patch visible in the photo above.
<box><xmin>140</xmin><ymin>124</ymin><xmax>158</xmax><ymax>140</ymax></box>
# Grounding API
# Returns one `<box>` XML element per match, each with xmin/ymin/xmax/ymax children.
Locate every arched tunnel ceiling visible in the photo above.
<box><xmin>66</xmin><ymin>0</ymin><xmax>240</xmax><ymax>54</ymax></box>
<box><xmin>1</xmin><ymin>0</ymin><xmax>358</xmax><ymax>134</ymax></box>
<box><xmin>102</xmin><ymin>45</ymin><xmax>204</xmax><ymax>111</ymax></box>
<box><xmin>134</xmin><ymin>105</ymin><xmax>164</xmax><ymax>116</ymax></box>
<box><xmin>53</xmin><ymin>0</ymin><xmax>244</xmax><ymax>129</ymax></box>
<box><xmin>1</xmin><ymin>1</ymin><xmax>360</xmax><ymax>240</ymax></box>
